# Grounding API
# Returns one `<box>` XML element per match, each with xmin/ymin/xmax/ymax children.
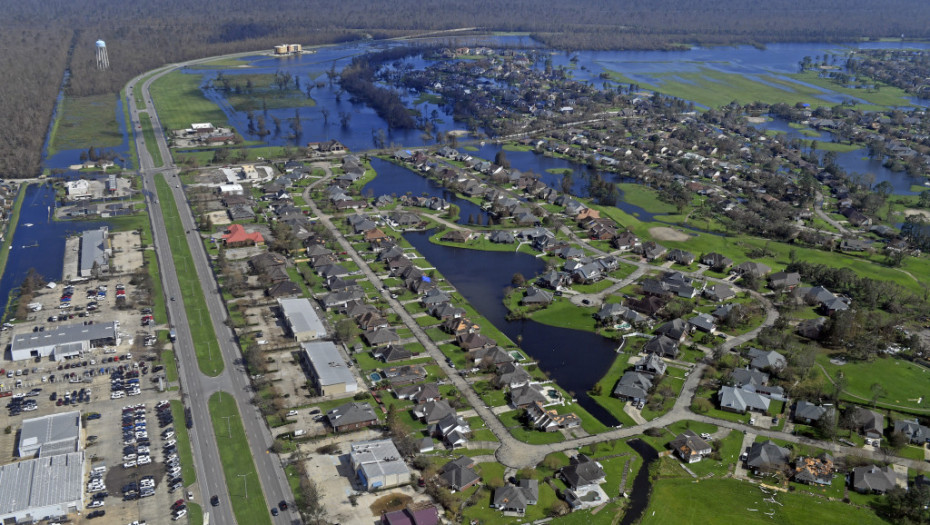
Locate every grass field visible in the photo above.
<box><xmin>149</xmin><ymin>71</ymin><xmax>230</xmax><ymax>131</ymax></box>
<box><xmin>618</xmin><ymin>183</ymin><xmax>677</xmax><ymax>214</ymax></box>
<box><xmin>209</xmin><ymin>392</ymin><xmax>272</xmax><ymax>525</ymax></box>
<box><xmin>169</xmin><ymin>400</ymin><xmax>197</xmax><ymax>485</ymax></box>
<box><xmin>47</xmin><ymin>94</ymin><xmax>124</xmax><ymax>156</ymax></box>
<box><xmin>817</xmin><ymin>353</ymin><xmax>930</xmax><ymax>413</ymax></box>
<box><xmin>641</xmin><ymin>478</ymin><xmax>890</xmax><ymax>525</ymax></box>
<box><xmin>0</xmin><ymin>184</ymin><xmax>28</xmax><ymax>300</ymax></box>
<box><xmin>606</xmin><ymin>67</ymin><xmax>909</xmax><ymax>111</ymax></box>
<box><xmin>154</xmin><ymin>175</ymin><xmax>224</xmax><ymax>376</ymax></box>
<box><xmin>139</xmin><ymin>113</ymin><xmax>163</xmax><ymax>168</ymax></box>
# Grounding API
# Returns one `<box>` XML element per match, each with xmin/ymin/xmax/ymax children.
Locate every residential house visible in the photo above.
<box><xmin>611</xmin><ymin>231</ymin><xmax>640</xmax><ymax>251</ymax></box>
<box><xmin>381</xmin><ymin>505</ymin><xmax>440</xmax><ymax>525</ymax></box>
<box><xmin>730</xmin><ymin>367</ymin><xmax>769</xmax><ymax>388</ymax></box>
<box><xmin>495</xmin><ymin>363</ymin><xmax>532</xmax><ymax>389</ymax></box>
<box><xmin>325</xmin><ymin>402</ymin><xmax>378</xmax><ymax>432</ymax></box>
<box><xmin>438</xmin><ymin>457</ymin><xmax>480</xmax><ymax>491</ymax></box>
<box><xmin>432</xmin><ymin>413</ymin><xmax>471</xmax><ymax>448</ymax></box>
<box><xmin>793</xmin><ymin>401</ymin><xmax>829</xmax><ymax>424</ymax></box>
<box><xmin>748</xmin><ymin>348</ymin><xmax>787</xmax><ymax>371</ymax></box>
<box><xmin>222</xmin><ymin>224</ymin><xmax>264</xmax><ymax>247</ymax></box>
<box><xmin>851</xmin><ymin>465</ymin><xmax>900</xmax><ymax>494</ymax></box>
<box><xmin>733</xmin><ymin>261</ymin><xmax>771</xmax><ymax>278</ymax></box>
<box><xmin>850</xmin><ymin>407</ymin><xmax>885</xmax><ymax>443</ymax></box>
<box><xmin>363</xmin><ymin>328</ymin><xmax>400</xmax><ymax>347</ymax></box>
<box><xmin>266</xmin><ymin>280</ymin><xmax>302</xmax><ymax>298</ymax></box>
<box><xmin>491</xmin><ymin>480</ymin><xmax>539</xmax><ymax>515</ymax></box>
<box><xmin>667</xmin><ymin>249</ymin><xmax>695</xmax><ymax>265</ymax></box>
<box><xmin>688</xmin><ymin>313</ymin><xmax>716</xmax><ymax>333</ymax></box>
<box><xmin>382</xmin><ymin>364</ymin><xmax>427</xmax><ymax>386</ymax></box>
<box><xmin>458</xmin><ymin>333</ymin><xmax>495</xmax><ymax>351</ymax></box>
<box><xmin>638</xmin><ymin>241</ymin><xmax>667</xmax><ymax>261</ymax></box>
<box><xmin>718</xmin><ymin>385</ymin><xmax>771</xmax><ymax>414</ymax></box>
<box><xmin>701</xmin><ymin>252</ymin><xmax>733</xmax><ymax>270</ymax></box>
<box><xmin>703</xmin><ymin>284</ymin><xmax>735</xmax><ymax>302</ymax></box>
<box><xmin>894</xmin><ymin>418</ymin><xmax>930</xmax><ymax>445</ymax></box>
<box><xmin>655</xmin><ymin>318</ymin><xmax>689</xmax><ymax>342</ymax></box>
<box><xmin>395</xmin><ymin>383</ymin><xmax>441</xmax><ymax>405</ymax></box>
<box><xmin>634</xmin><ymin>354</ymin><xmax>667</xmax><ymax>376</ymax></box>
<box><xmin>560</xmin><ymin>455</ymin><xmax>606</xmax><ymax>491</ymax></box>
<box><xmin>526</xmin><ymin>401</ymin><xmax>581</xmax><ymax>432</ymax></box>
<box><xmin>521</xmin><ymin>286</ymin><xmax>553</xmax><ymax>306</ymax></box>
<box><xmin>372</xmin><ymin>345</ymin><xmax>413</xmax><ymax>363</ymax></box>
<box><xmin>489</xmin><ymin>231</ymin><xmax>515</xmax><ymax>244</ymax></box>
<box><xmin>643</xmin><ymin>335</ymin><xmax>680</xmax><ymax>359</ymax></box>
<box><xmin>470</xmin><ymin>346</ymin><xmax>514</xmax><ymax>368</ymax></box>
<box><xmin>510</xmin><ymin>383</ymin><xmax>548</xmax><ymax>409</ymax></box>
<box><xmin>768</xmin><ymin>271</ymin><xmax>801</xmax><ymax>291</ymax></box>
<box><xmin>794</xmin><ymin>454</ymin><xmax>834</xmax><ymax>486</ymax></box>
<box><xmin>669</xmin><ymin>430</ymin><xmax>712</xmax><ymax>463</ymax></box>
<box><xmin>745</xmin><ymin>440</ymin><xmax>790</xmax><ymax>474</ymax></box>
<box><xmin>612</xmin><ymin>372</ymin><xmax>652</xmax><ymax>403</ymax></box>
<box><xmin>414</xmin><ymin>400</ymin><xmax>455</xmax><ymax>425</ymax></box>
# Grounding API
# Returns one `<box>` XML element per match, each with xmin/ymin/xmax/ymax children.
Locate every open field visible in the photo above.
<box><xmin>649</xmin><ymin>226</ymin><xmax>690</xmax><ymax>242</ymax></box>
<box><xmin>209</xmin><ymin>392</ymin><xmax>273</xmax><ymax>525</ymax></box>
<box><xmin>149</xmin><ymin>71</ymin><xmax>230</xmax><ymax>131</ymax></box>
<box><xmin>155</xmin><ymin>174</ymin><xmax>224</xmax><ymax>375</ymax></box>
<box><xmin>47</xmin><ymin>93</ymin><xmax>124</xmax><ymax>156</ymax></box>
<box><xmin>641</xmin><ymin>478</ymin><xmax>890</xmax><ymax>525</ymax></box>
<box><xmin>618</xmin><ymin>183</ymin><xmax>677</xmax><ymax>214</ymax></box>
<box><xmin>139</xmin><ymin>113</ymin><xmax>163</xmax><ymax>167</ymax></box>
<box><xmin>607</xmin><ymin>67</ymin><xmax>911</xmax><ymax>111</ymax></box>
<box><xmin>817</xmin><ymin>353</ymin><xmax>930</xmax><ymax>413</ymax></box>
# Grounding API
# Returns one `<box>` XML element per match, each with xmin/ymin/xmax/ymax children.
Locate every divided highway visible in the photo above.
<box><xmin>126</xmin><ymin>63</ymin><xmax>301</xmax><ymax>525</ymax></box>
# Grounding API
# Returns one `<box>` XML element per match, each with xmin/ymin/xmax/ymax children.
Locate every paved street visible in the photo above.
<box><xmin>127</xmin><ymin>60</ymin><xmax>300</xmax><ymax>524</ymax></box>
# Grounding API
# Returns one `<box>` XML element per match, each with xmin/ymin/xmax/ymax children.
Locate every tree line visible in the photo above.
<box><xmin>5</xmin><ymin>0</ymin><xmax>930</xmax><ymax>177</ymax></box>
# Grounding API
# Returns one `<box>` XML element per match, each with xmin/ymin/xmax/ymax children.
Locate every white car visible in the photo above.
<box><xmin>111</xmin><ymin>391</ymin><xmax>125</xmax><ymax>399</ymax></box>
<box><xmin>137</xmin><ymin>455</ymin><xmax>151</xmax><ymax>465</ymax></box>
<box><xmin>163</xmin><ymin>431</ymin><xmax>175</xmax><ymax>440</ymax></box>
<box><xmin>122</xmin><ymin>454</ymin><xmax>137</xmax><ymax>461</ymax></box>
<box><xmin>140</xmin><ymin>480</ymin><xmax>155</xmax><ymax>488</ymax></box>
<box><xmin>88</xmin><ymin>500</ymin><xmax>104</xmax><ymax>508</ymax></box>
<box><xmin>700</xmin><ymin>433</ymin><xmax>712</xmax><ymax>439</ymax></box>
<box><xmin>163</xmin><ymin>439</ymin><xmax>176</xmax><ymax>448</ymax></box>
<box><xmin>168</xmin><ymin>467</ymin><xmax>181</xmax><ymax>477</ymax></box>
<box><xmin>172</xmin><ymin>509</ymin><xmax>187</xmax><ymax>521</ymax></box>
<box><xmin>123</xmin><ymin>461</ymin><xmax>137</xmax><ymax>469</ymax></box>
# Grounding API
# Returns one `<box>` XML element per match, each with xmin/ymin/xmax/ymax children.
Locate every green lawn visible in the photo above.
<box><xmin>208</xmin><ymin>392</ymin><xmax>272</xmax><ymax>525</ymax></box>
<box><xmin>155</xmin><ymin>175</ymin><xmax>224</xmax><ymax>376</ymax></box>
<box><xmin>169</xmin><ymin>400</ymin><xmax>197</xmax><ymax>484</ymax></box>
<box><xmin>47</xmin><ymin>93</ymin><xmax>124</xmax><ymax>156</ymax></box>
<box><xmin>162</xmin><ymin>349</ymin><xmax>179</xmax><ymax>383</ymax></box>
<box><xmin>139</xmin><ymin>113</ymin><xmax>163</xmax><ymax>168</ymax></box>
<box><xmin>641</xmin><ymin>478</ymin><xmax>890</xmax><ymax>525</ymax></box>
<box><xmin>524</xmin><ymin>298</ymin><xmax>598</xmax><ymax>332</ymax></box>
<box><xmin>618</xmin><ymin>183</ymin><xmax>677</xmax><ymax>214</ymax></box>
<box><xmin>817</xmin><ymin>353</ymin><xmax>930</xmax><ymax>413</ymax></box>
<box><xmin>149</xmin><ymin>70</ymin><xmax>230</xmax><ymax>131</ymax></box>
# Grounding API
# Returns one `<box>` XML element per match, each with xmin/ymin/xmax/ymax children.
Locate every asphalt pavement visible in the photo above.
<box><xmin>127</xmin><ymin>63</ymin><xmax>302</xmax><ymax>524</ymax></box>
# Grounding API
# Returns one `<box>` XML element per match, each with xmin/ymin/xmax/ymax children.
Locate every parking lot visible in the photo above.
<box><xmin>0</xmin><ymin>269</ymin><xmax>201</xmax><ymax>523</ymax></box>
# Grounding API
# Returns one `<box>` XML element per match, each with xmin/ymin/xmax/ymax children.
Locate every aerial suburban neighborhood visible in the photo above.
<box><xmin>2</xmin><ymin>16</ymin><xmax>930</xmax><ymax>525</ymax></box>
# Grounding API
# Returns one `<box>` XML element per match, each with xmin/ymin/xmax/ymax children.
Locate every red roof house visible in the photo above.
<box><xmin>222</xmin><ymin>224</ymin><xmax>264</xmax><ymax>247</ymax></box>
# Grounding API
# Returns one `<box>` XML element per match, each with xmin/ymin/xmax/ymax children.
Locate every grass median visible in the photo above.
<box><xmin>209</xmin><ymin>391</ymin><xmax>273</xmax><ymax>525</ymax></box>
<box><xmin>139</xmin><ymin>113</ymin><xmax>163</xmax><ymax>168</ymax></box>
<box><xmin>154</xmin><ymin>174</ymin><xmax>224</xmax><ymax>376</ymax></box>
<box><xmin>169</xmin><ymin>400</ymin><xmax>196</xmax><ymax>485</ymax></box>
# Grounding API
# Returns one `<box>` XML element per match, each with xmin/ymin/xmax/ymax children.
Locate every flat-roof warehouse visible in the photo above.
<box><xmin>300</xmin><ymin>341</ymin><xmax>357</xmax><ymax>396</ymax></box>
<box><xmin>279</xmin><ymin>298</ymin><xmax>326</xmax><ymax>341</ymax></box>
<box><xmin>79</xmin><ymin>226</ymin><xmax>110</xmax><ymax>278</ymax></box>
<box><xmin>10</xmin><ymin>321</ymin><xmax>120</xmax><ymax>361</ymax></box>
<box><xmin>0</xmin><ymin>452</ymin><xmax>85</xmax><ymax>523</ymax></box>
<box><xmin>18</xmin><ymin>412</ymin><xmax>82</xmax><ymax>458</ymax></box>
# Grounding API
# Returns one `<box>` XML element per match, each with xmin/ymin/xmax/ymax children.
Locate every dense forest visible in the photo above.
<box><xmin>4</xmin><ymin>0</ymin><xmax>930</xmax><ymax>177</ymax></box>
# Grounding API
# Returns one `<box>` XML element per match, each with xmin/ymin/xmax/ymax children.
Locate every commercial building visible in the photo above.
<box><xmin>79</xmin><ymin>226</ymin><xmax>110</xmax><ymax>277</ymax></box>
<box><xmin>18</xmin><ymin>412</ymin><xmax>82</xmax><ymax>457</ymax></box>
<box><xmin>0</xmin><ymin>452</ymin><xmax>85</xmax><ymax>523</ymax></box>
<box><xmin>279</xmin><ymin>298</ymin><xmax>326</xmax><ymax>341</ymax></box>
<box><xmin>10</xmin><ymin>321</ymin><xmax>120</xmax><ymax>361</ymax></box>
<box><xmin>300</xmin><ymin>341</ymin><xmax>357</xmax><ymax>396</ymax></box>
<box><xmin>350</xmin><ymin>439</ymin><xmax>410</xmax><ymax>491</ymax></box>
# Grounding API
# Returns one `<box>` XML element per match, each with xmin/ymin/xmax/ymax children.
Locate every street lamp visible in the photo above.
<box><xmin>237</xmin><ymin>473</ymin><xmax>248</xmax><ymax>499</ymax></box>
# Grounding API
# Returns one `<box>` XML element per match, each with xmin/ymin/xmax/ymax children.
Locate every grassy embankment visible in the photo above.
<box><xmin>154</xmin><ymin>174</ymin><xmax>224</xmax><ymax>376</ymax></box>
<box><xmin>139</xmin><ymin>113</ymin><xmax>163</xmax><ymax>168</ymax></box>
<box><xmin>0</xmin><ymin>184</ymin><xmax>28</xmax><ymax>296</ymax></box>
<box><xmin>209</xmin><ymin>392</ymin><xmax>272</xmax><ymax>525</ymax></box>
<box><xmin>46</xmin><ymin>93</ymin><xmax>125</xmax><ymax>157</ymax></box>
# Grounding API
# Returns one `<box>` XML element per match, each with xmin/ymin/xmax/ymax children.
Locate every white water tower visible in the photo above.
<box><xmin>95</xmin><ymin>40</ymin><xmax>109</xmax><ymax>70</ymax></box>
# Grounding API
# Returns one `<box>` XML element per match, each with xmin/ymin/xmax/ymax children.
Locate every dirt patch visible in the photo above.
<box><xmin>648</xmin><ymin>227</ymin><xmax>690</xmax><ymax>242</ymax></box>
<box><xmin>904</xmin><ymin>208</ymin><xmax>930</xmax><ymax>219</ymax></box>
<box><xmin>369</xmin><ymin>492</ymin><xmax>413</xmax><ymax>516</ymax></box>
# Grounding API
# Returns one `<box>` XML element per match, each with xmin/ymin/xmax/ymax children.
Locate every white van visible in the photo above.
<box><xmin>287</xmin><ymin>410</ymin><xmax>298</xmax><ymax>417</ymax></box>
<box><xmin>294</xmin><ymin>429</ymin><xmax>306</xmax><ymax>437</ymax></box>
